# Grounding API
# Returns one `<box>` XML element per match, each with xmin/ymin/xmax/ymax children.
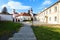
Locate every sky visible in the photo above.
<box><xmin>0</xmin><ymin>0</ymin><xmax>58</xmax><ymax>14</ymax></box>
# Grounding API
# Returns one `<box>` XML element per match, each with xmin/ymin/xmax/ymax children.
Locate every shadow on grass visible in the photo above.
<box><xmin>0</xmin><ymin>30</ymin><xmax>16</xmax><ymax>40</ymax></box>
<box><xmin>0</xmin><ymin>21</ymin><xmax>22</xmax><ymax>40</ymax></box>
<box><xmin>32</xmin><ymin>26</ymin><xmax>60</xmax><ymax>40</ymax></box>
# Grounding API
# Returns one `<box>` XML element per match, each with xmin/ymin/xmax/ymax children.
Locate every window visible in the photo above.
<box><xmin>46</xmin><ymin>11</ymin><xmax>47</xmax><ymax>14</ymax></box>
<box><xmin>55</xmin><ymin>16</ymin><xmax>57</xmax><ymax>21</ymax></box>
<box><xmin>55</xmin><ymin>6</ymin><xmax>57</xmax><ymax>12</ymax></box>
<box><xmin>49</xmin><ymin>17</ymin><xmax>51</xmax><ymax>21</ymax></box>
<box><xmin>49</xmin><ymin>9</ymin><xmax>51</xmax><ymax>13</ymax></box>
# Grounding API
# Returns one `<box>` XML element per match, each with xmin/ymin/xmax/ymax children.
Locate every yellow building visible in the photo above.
<box><xmin>36</xmin><ymin>1</ymin><xmax>60</xmax><ymax>24</ymax></box>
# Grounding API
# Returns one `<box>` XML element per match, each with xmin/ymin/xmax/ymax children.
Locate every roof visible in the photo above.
<box><xmin>0</xmin><ymin>13</ymin><xmax>12</xmax><ymax>15</ymax></box>
<box><xmin>19</xmin><ymin>12</ymin><xmax>31</xmax><ymax>16</ymax></box>
<box><xmin>39</xmin><ymin>1</ymin><xmax>60</xmax><ymax>14</ymax></box>
<box><xmin>15</xmin><ymin>12</ymin><xmax>31</xmax><ymax>17</ymax></box>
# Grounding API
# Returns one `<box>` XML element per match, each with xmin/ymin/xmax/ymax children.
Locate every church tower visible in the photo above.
<box><xmin>12</xmin><ymin>9</ymin><xmax>16</xmax><ymax>18</ymax></box>
<box><xmin>30</xmin><ymin>8</ymin><xmax>33</xmax><ymax>17</ymax></box>
<box><xmin>12</xmin><ymin>9</ymin><xmax>15</xmax><ymax>22</ymax></box>
<box><xmin>13</xmin><ymin>9</ymin><xmax>15</xmax><ymax>14</ymax></box>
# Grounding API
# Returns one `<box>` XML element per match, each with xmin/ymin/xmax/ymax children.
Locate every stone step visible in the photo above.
<box><xmin>9</xmin><ymin>38</ymin><xmax>36</xmax><ymax>40</ymax></box>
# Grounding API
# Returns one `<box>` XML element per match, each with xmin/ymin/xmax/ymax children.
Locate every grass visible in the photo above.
<box><xmin>0</xmin><ymin>21</ymin><xmax>22</xmax><ymax>38</ymax></box>
<box><xmin>32</xmin><ymin>25</ymin><xmax>60</xmax><ymax>40</ymax></box>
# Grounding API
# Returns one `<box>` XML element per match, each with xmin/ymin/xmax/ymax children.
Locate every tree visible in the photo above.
<box><xmin>1</xmin><ymin>7</ymin><xmax>9</xmax><ymax>14</ymax></box>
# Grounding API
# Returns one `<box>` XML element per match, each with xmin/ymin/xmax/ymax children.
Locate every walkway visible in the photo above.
<box><xmin>8</xmin><ymin>22</ymin><xmax>36</xmax><ymax>40</ymax></box>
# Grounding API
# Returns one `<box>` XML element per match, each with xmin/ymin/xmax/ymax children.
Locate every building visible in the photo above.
<box><xmin>0</xmin><ymin>8</ymin><xmax>34</xmax><ymax>22</ymax></box>
<box><xmin>0</xmin><ymin>7</ymin><xmax>13</xmax><ymax>21</ymax></box>
<box><xmin>0</xmin><ymin>13</ymin><xmax>13</xmax><ymax>21</ymax></box>
<box><xmin>16</xmin><ymin>12</ymin><xmax>31</xmax><ymax>22</ymax></box>
<box><xmin>36</xmin><ymin>1</ymin><xmax>60</xmax><ymax>24</ymax></box>
<box><xmin>12</xmin><ymin>8</ymin><xmax>33</xmax><ymax>22</ymax></box>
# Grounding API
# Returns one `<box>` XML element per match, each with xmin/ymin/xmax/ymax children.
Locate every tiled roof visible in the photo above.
<box><xmin>19</xmin><ymin>12</ymin><xmax>31</xmax><ymax>16</ymax></box>
<box><xmin>15</xmin><ymin>12</ymin><xmax>31</xmax><ymax>17</ymax></box>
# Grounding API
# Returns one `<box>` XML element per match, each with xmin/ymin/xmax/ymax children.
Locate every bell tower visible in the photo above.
<box><xmin>30</xmin><ymin>8</ymin><xmax>33</xmax><ymax>17</ymax></box>
<box><xmin>13</xmin><ymin>9</ymin><xmax>15</xmax><ymax>14</ymax></box>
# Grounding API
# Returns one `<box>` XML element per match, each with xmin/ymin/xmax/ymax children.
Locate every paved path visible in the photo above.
<box><xmin>8</xmin><ymin>22</ymin><xmax>36</xmax><ymax>40</ymax></box>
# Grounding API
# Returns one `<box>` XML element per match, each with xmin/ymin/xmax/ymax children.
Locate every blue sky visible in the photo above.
<box><xmin>0</xmin><ymin>0</ymin><xmax>58</xmax><ymax>14</ymax></box>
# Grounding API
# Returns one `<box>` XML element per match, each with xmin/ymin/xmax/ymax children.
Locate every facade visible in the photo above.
<box><xmin>0</xmin><ymin>8</ymin><xmax>34</xmax><ymax>22</ymax></box>
<box><xmin>16</xmin><ymin>12</ymin><xmax>31</xmax><ymax>21</ymax></box>
<box><xmin>0</xmin><ymin>13</ymin><xmax>13</xmax><ymax>21</ymax></box>
<box><xmin>36</xmin><ymin>1</ymin><xmax>60</xmax><ymax>24</ymax></box>
<box><xmin>12</xmin><ymin>8</ymin><xmax>33</xmax><ymax>22</ymax></box>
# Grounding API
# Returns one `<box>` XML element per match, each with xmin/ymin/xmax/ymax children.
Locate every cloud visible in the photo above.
<box><xmin>43</xmin><ymin>0</ymin><xmax>52</xmax><ymax>5</ymax></box>
<box><xmin>38</xmin><ymin>0</ymin><xmax>52</xmax><ymax>10</ymax></box>
<box><xmin>2</xmin><ymin>1</ymin><xmax>31</xmax><ymax>10</ymax></box>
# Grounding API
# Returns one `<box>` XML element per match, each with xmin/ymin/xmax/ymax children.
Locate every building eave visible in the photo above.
<box><xmin>38</xmin><ymin>1</ymin><xmax>60</xmax><ymax>14</ymax></box>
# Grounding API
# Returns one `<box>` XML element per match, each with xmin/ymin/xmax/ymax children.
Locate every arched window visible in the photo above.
<box><xmin>55</xmin><ymin>16</ymin><xmax>57</xmax><ymax>21</ymax></box>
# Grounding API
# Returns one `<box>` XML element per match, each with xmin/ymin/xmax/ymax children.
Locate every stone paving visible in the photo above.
<box><xmin>8</xmin><ymin>22</ymin><xmax>36</xmax><ymax>40</ymax></box>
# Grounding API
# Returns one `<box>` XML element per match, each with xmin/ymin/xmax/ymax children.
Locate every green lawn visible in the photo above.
<box><xmin>32</xmin><ymin>25</ymin><xmax>60</xmax><ymax>40</ymax></box>
<box><xmin>0</xmin><ymin>21</ymin><xmax>22</xmax><ymax>37</ymax></box>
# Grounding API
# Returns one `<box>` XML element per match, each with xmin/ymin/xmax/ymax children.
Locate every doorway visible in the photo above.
<box><xmin>45</xmin><ymin>16</ymin><xmax>48</xmax><ymax>23</ymax></box>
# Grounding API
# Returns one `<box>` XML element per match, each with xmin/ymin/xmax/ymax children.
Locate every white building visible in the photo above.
<box><xmin>0</xmin><ymin>8</ymin><xmax>34</xmax><ymax>22</ymax></box>
<box><xmin>36</xmin><ymin>1</ymin><xmax>60</xmax><ymax>24</ymax></box>
<box><xmin>0</xmin><ymin>13</ymin><xmax>13</xmax><ymax>21</ymax></box>
<box><xmin>16</xmin><ymin>12</ymin><xmax>31</xmax><ymax>21</ymax></box>
<box><xmin>12</xmin><ymin>8</ymin><xmax>33</xmax><ymax>22</ymax></box>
